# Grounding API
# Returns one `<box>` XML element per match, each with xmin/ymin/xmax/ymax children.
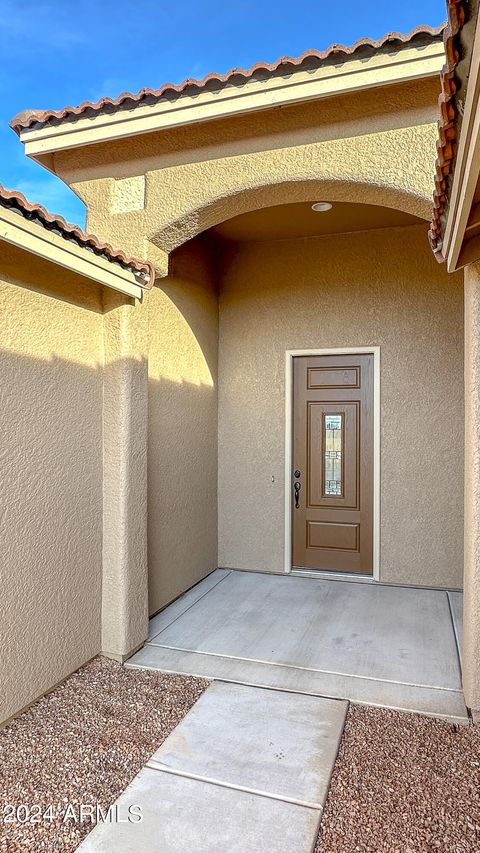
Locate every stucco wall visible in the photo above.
<box><xmin>147</xmin><ymin>237</ymin><xmax>218</xmax><ymax>614</ymax></box>
<box><xmin>0</xmin><ymin>246</ymin><xmax>104</xmax><ymax>723</ymax></box>
<box><xmin>217</xmin><ymin>224</ymin><xmax>464</xmax><ymax>588</ymax></box>
<box><xmin>44</xmin><ymin>73</ymin><xmax>458</xmax><ymax>596</ymax></box>
<box><xmin>53</xmin><ymin>77</ymin><xmax>440</xmax><ymax>268</ymax></box>
<box><xmin>55</xmin><ymin>77</ymin><xmax>440</xmax><ymax>186</ymax></box>
<box><xmin>101</xmin><ymin>292</ymin><xmax>149</xmax><ymax>660</ymax></box>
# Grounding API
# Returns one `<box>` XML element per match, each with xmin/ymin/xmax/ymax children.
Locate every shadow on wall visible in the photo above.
<box><xmin>0</xmin><ymin>246</ymin><xmax>134</xmax><ymax>722</ymax></box>
<box><xmin>147</xmin><ymin>376</ymin><xmax>218</xmax><ymax>615</ymax></box>
<box><xmin>146</xmin><ymin>236</ymin><xmax>219</xmax><ymax>615</ymax></box>
<box><xmin>0</xmin><ymin>247</ymin><xmax>105</xmax><ymax>315</ymax></box>
<box><xmin>0</xmin><ymin>347</ymin><xmax>103</xmax><ymax>724</ymax></box>
<box><xmin>153</xmin><ymin>234</ymin><xmax>219</xmax><ymax>385</ymax></box>
<box><xmin>0</xmin><ymin>233</ymin><xmax>220</xmax><ymax>721</ymax></box>
<box><xmin>0</xmin><ymin>241</ymin><xmax>135</xmax><ymax>316</ymax></box>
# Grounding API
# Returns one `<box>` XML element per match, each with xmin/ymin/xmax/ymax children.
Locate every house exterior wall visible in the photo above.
<box><xmin>101</xmin><ymin>292</ymin><xmax>149</xmax><ymax>661</ymax></box>
<box><xmin>0</xmin><ymin>245</ymin><xmax>104</xmax><ymax>724</ymax></box>
<box><xmin>217</xmin><ymin>224</ymin><xmax>464</xmax><ymax>588</ymax></box>
<box><xmin>53</xmin><ymin>77</ymin><xmax>440</xmax><ymax>265</ymax></box>
<box><xmin>147</xmin><ymin>238</ymin><xmax>218</xmax><ymax>614</ymax></box>
<box><xmin>46</xmin><ymin>74</ymin><xmax>455</xmax><ymax>595</ymax></box>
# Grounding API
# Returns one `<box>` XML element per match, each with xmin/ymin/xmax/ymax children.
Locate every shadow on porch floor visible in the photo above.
<box><xmin>127</xmin><ymin>569</ymin><xmax>467</xmax><ymax>723</ymax></box>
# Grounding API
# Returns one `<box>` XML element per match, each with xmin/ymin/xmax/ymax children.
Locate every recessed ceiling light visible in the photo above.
<box><xmin>311</xmin><ymin>202</ymin><xmax>332</xmax><ymax>212</ymax></box>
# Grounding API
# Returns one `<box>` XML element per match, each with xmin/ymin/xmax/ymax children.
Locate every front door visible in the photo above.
<box><xmin>292</xmin><ymin>353</ymin><xmax>374</xmax><ymax>574</ymax></box>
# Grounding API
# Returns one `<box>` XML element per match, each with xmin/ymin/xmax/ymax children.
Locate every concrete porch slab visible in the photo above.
<box><xmin>126</xmin><ymin>570</ymin><xmax>468</xmax><ymax>722</ymax></box>
<box><xmin>447</xmin><ymin>590</ymin><xmax>464</xmax><ymax>660</ymax></box>
<box><xmin>76</xmin><ymin>765</ymin><xmax>322</xmax><ymax>853</ymax></box>
<box><xmin>150</xmin><ymin>572</ymin><xmax>461</xmax><ymax>688</ymax></box>
<box><xmin>148</xmin><ymin>682</ymin><xmax>347</xmax><ymax>808</ymax></box>
<box><xmin>148</xmin><ymin>569</ymin><xmax>231</xmax><ymax>640</ymax></box>
<box><xmin>128</xmin><ymin>571</ymin><xmax>468</xmax><ymax>721</ymax></box>
<box><xmin>128</xmin><ymin>643</ymin><xmax>468</xmax><ymax>723</ymax></box>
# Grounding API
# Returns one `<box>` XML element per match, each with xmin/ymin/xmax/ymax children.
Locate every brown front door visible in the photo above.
<box><xmin>292</xmin><ymin>353</ymin><xmax>374</xmax><ymax>575</ymax></box>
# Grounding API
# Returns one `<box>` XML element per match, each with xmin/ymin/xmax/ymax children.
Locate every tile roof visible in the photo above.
<box><xmin>0</xmin><ymin>184</ymin><xmax>155</xmax><ymax>286</ymax></box>
<box><xmin>10</xmin><ymin>25</ymin><xmax>444</xmax><ymax>134</ymax></box>
<box><xmin>429</xmin><ymin>0</ymin><xmax>467</xmax><ymax>260</ymax></box>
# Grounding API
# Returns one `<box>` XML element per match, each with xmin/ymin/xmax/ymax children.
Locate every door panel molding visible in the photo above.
<box><xmin>307</xmin><ymin>521</ymin><xmax>360</xmax><ymax>551</ymax></box>
<box><xmin>307</xmin><ymin>366</ymin><xmax>361</xmax><ymax>389</ymax></box>
<box><xmin>284</xmin><ymin>347</ymin><xmax>380</xmax><ymax>580</ymax></box>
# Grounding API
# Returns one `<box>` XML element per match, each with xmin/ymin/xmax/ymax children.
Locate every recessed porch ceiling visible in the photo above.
<box><xmin>210</xmin><ymin>201</ymin><xmax>424</xmax><ymax>244</ymax></box>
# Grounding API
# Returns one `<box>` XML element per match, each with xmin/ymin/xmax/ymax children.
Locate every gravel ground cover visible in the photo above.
<box><xmin>2</xmin><ymin>665</ymin><xmax>479</xmax><ymax>853</ymax></box>
<box><xmin>316</xmin><ymin>704</ymin><xmax>480</xmax><ymax>853</ymax></box>
<box><xmin>0</xmin><ymin>657</ymin><xmax>208</xmax><ymax>852</ymax></box>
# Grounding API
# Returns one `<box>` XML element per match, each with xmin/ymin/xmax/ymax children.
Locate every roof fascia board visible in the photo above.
<box><xmin>20</xmin><ymin>43</ymin><xmax>444</xmax><ymax>159</ymax></box>
<box><xmin>0</xmin><ymin>205</ymin><xmax>144</xmax><ymax>300</ymax></box>
<box><xmin>443</xmin><ymin>14</ymin><xmax>480</xmax><ymax>271</ymax></box>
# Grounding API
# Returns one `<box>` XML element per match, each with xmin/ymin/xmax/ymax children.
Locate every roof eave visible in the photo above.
<box><xmin>429</xmin><ymin>0</ymin><xmax>480</xmax><ymax>268</ymax></box>
<box><xmin>15</xmin><ymin>40</ymin><xmax>445</xmax><ymax>161</ymax></box>
<box><xmin>440</xmin><ymin>3</ymin><xmax>480</xmax><ymax>270</ymax></box>
<box><xmin>0</xmin><ymin>204</ymin><xmax>147</xmax><ymax>300</ymax></box>
<box><xmin>0</xmin><ymin>184</ymin><xmax>156</xmax><ymax>288</ymax></box>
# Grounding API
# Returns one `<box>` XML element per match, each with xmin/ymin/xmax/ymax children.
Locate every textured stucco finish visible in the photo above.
<box><xmin>50</xmin><ymin>74</ymin><xmax>457</xmax><ymax>592</ymax></box>
<box><xmin>147</xmin><ymin>239</ymin><xmax>218</xmax><ymax>614</ymax></box>
<box><xmin>463</xmin><ymin>262</ymin><xmax>480</xmax><ymax>713</ymax></box>
<box><xmin>101</xmin><ymin>291</ymin><xmax>149</xmax><ymax>659</ymax></box>
<box><xmin>111</xmin><ymin>175</ymin><xmax>146</xmax><ymax>214</ymax></box>
<box><xmin>0</xmin><ymin>245</ymin><xmax>103</xmax><ymax>723</ymax></box>
<box><xmin>47</xmin><ymin>79</ymin><xmax>463</xmax><ymax>591</ymax></box>
<box><xmin>7</xmin><ymin>68</ymin><xmax>476</xmax><ymax>717</ymax></box>
<box><xmin>146</xmin><ymin>121</ymin><xmax>437</xmax><ymax>254</ymax></box>
<box><xmin>53</xmin><ymin>79</ymin><xmax>439</xmax><ymax>265</ymax></box>
<box><xmin>218</xmin><ymin>225</ymin><xmax>464</xmax><ymax>587</ymax></box>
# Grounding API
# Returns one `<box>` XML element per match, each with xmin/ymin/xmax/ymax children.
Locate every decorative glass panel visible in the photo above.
<box><xmin>324</xmin><ymin>414</ymin><xmax>343</xmax><ymax>496</ymax></box>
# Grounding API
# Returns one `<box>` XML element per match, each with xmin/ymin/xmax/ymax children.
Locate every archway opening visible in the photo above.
<box><xmin>147</xmin><ymin>195</ymin><xmax>463</xmax><ymax>618</ymax></box>
<box><xmin>151</xmin><ymin>178</ymin><xmax>431</xmax><ymax>257</ymax></box>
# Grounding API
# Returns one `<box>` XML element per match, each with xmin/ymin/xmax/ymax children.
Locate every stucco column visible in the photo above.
<box><xmin>101</xmin><ymin>292</ymin><xmax>149</xmax><ymax>660</ymax></box>
<box><xmin>464</xmin><ymin>261</ymin><xmax>480</xmax><ymax>719</ymax></box>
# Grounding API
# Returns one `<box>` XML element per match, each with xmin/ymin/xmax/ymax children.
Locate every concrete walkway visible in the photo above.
<box><xmin>78</xmin><ymin>571</ymin><xmax>466</xmax><ymax>851</ymax></box>
<box><xmin>128</xmin><ymin>569</ymin><xmax>467</xmax><ymax>722</ymax></box>
<box><xmin>77</xmin><ymin>682</ymin><xmax>347</xmax><ymax>852</ymax></box>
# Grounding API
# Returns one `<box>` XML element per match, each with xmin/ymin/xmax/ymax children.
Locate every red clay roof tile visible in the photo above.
<box><xmin>429</xmin><ymin>0</ymin><xmax>467</xmax><ymax>260</ymax></box>
<box><xmin>10</xmin><ymin>25</ymin><xmax>444</xmax><ymax>134</ymax></box>
<box><xmin>0</xmin><ymin>183</ymin><xmax>155</xmax><ymax>287</ymax></box>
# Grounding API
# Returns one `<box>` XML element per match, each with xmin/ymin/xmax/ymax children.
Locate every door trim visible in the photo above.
<box><xmin>284</xmin><ymin>347</ymin><xmax>380</xmax><ymax>580</ymax></box>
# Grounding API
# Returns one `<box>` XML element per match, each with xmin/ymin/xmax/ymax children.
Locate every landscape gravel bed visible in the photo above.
<box><xmin>2</xmin><ymin>662</ymin><xmax>479</xmax><ymax>853</ymax></box>
<box><xmin>0</xmin><ymin>657</ymin><xmax>208</xmax><ymax>852</ymax></box>
<box><xmin>315</xmin><ymin>704</ymin><xmax>480</xmax><ymax>853</ymax></box>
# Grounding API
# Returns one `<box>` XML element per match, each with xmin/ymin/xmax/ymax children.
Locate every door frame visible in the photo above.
<box><xmin>284</xmin><ymin>347</ymin><xmax>381</xmax><ymax>580</ymax></box>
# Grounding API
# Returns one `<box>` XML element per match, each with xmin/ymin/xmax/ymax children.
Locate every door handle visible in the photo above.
<box><xmin>294</xmin><ymin>481</ymin><xmax>301</xmax><ymax>509</ymax></box>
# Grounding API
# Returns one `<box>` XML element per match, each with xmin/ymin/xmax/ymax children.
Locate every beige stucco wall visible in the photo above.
<box><xmin>217</xmin><ymin>223</ymin><xmax>464</xmax><ymax>588</ymax></box>
<box><xmin>52</xmin><ymin>77</ymin><xmax>440</xmax><ymax>269</ymax></box>
<box><xmin>101</xmin><ymin>292</ymin><xmax>149</xmax><ymax>660</ymax></box>
<box><xmin>147</xmin><ymin>237</ymin><xmax>218</xmax><ymax>614</ymax></box>
<box><xmin>44</xmin><ymin>73</ymin><xmax>457</xmax><ymax>597</ymax></box>
<box><xmin>0</xmin><ymin>245</ymin><xmax>104</xmax><ymax>723</ymax></box>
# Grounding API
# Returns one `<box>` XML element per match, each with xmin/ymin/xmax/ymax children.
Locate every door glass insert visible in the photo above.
<box><xmin>324</xmin><ymin>414</ymin><xmax>343</xmax><ymax>496</ymax></box>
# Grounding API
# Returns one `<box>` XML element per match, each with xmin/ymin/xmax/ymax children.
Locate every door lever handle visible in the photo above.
<box><xmin>294</xmin><ymin>481</ymin><xmax>301</xmax><ymax>509</ymax></box>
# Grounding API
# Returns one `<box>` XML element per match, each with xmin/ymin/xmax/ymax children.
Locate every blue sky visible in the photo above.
<box><xmin>0</xmin><ymin>0</ymin><xmax>446</xmax><ymax>227</ymax></box>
